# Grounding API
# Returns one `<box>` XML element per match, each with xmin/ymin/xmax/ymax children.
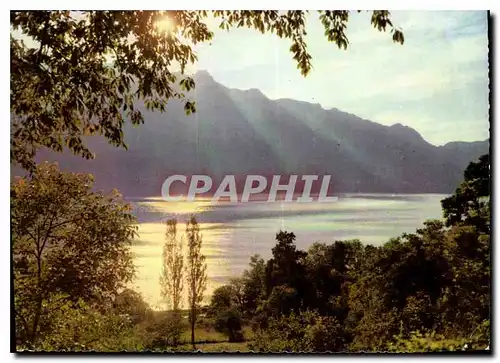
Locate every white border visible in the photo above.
<box><xmin>4</xmin><ymin>2</ymin><xmax>497</xmax><ymax>10</ymax></box>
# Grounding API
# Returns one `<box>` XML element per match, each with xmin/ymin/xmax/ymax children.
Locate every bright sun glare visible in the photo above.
<box><xmin>155</xmin><ymin>16</ymin><xmax>175</xmax><ymax>34</ymax></box>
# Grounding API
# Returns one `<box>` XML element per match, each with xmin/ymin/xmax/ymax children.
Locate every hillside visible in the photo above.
<box><xmin>16</xmin><ymin>70</ymin><xmax>489</xmax><ymax>197</ymax></box>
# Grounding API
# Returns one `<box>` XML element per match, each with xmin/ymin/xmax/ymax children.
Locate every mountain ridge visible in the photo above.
<box><xmin>14</xmin><ymin>70</ymin><xmax>489</xmax><ymax>197</ymax></box>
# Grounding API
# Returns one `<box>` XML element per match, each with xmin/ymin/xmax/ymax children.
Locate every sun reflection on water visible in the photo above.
<box><xmin>128</xmin><ymin>195</ymin><xmax>446</xmax><ymax>309</ymax></box>
<box><xmin>129</xmin><ymin>198</ymin><xmax>230</xmax><ymax>310</ymax></box>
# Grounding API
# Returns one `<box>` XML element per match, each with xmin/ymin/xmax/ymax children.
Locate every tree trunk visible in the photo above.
<box><xmin>30</xmin><ymin>296</ymin><xmax>42</xmax><ymax>347</ymax></box>
<box><xmin>30</xmin><ymin>249</ymin><xmax>43</xmax><ymax>347</ymax></box>
<box><xmin>191</xmin><ymin>305</ymin><xmax>196</xmax><ymax>349</ymax></box>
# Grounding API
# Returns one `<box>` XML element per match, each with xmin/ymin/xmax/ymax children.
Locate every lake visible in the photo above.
<box><xmin>127</xmin><ymin>193</ymin><xmax>447</xmax><ymax>309</ymax></box>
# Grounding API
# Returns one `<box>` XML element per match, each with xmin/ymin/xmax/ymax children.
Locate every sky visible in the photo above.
<box><xmin>188</xmin><ymin>11</ymin><xmax>489</xmax><ymax>146</ymax></box>
<box><xmin>12</xmin><ymin>11</ymin><xmax>489</xmax><ymax>146</ymax></box>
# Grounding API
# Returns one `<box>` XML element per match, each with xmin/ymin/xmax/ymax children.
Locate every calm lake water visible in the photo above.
<box><xmin>127</xmin><ymin>193</ymin><xmax>447</xmax><ymax>308</ymax></box>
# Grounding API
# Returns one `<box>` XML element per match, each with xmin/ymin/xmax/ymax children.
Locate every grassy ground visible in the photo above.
<box><xmin>180</xmin><ymin>327</ymin><xmax>226</xmax><ymax>343</ymax></box>
<box><xmin>175</xmin><ymin>317</ymin><xmax>254</xmax><ymax>352</ymax></box>
<box><xmin>176</xmin><ymin>342</ymin><xmax>252</xmax><ymax>352</ymax></box>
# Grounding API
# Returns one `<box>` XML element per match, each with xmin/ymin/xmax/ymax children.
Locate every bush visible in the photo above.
<box><xmin>143</xmin><ymin>311</ymin><xmax>185</xmax><ymax>349</ymax></box>
<box><xmin>21</xmin><ymin>297</ymin><xmax>146</xmax><ymax>352</ymax></box>
<box><xmin>249</xmin><ymin>310</ymin><xmax>346</xmax><ymax>352</ymax></box>
<box><xmin>214</xmin><ymin>307</ymin><xmax>244</xmax><ymax>342</ymax></box>
<box><xmin>387</xmin><ymin>320</ymin><xmax>490</xmax><ymax>353</ymax></box>
<box><xmin>388</xmin><ymin>331</ymin><xmax>467</xmax><ymax>353</ymax></box>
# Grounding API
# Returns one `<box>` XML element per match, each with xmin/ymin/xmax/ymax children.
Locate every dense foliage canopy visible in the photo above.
<box><xmin>208</xmin><ymin>154</ymin><xmax>491</xmax><ymax>352</ymax></box>
<box><xmin>12</xmin><ymin>162</ymin><xmax>137</xmax><ymax>348</ymax></box>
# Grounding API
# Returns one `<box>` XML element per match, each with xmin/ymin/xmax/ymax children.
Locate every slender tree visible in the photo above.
<box><xmin>185</xmin><ymin>216</ymin><xmax>207</xmax><ymax>349</ymax></box>
<box><xmin>160</xmin><ymin>219</ymin><xmax>184</xmax><ymax>312</ymax></box>
<box><xmin>159</xmin><ymin>219</ymin><xmax>184</xmax><ymax>346</ymax></box>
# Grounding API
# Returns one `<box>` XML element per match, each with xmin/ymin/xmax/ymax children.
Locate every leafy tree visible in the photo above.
<box><xmin>304</xmin><ymin>240</ymin><xmax>364</xmax><ymax>317</ymax></box>
<box><xmin>141</xmin><ymin>311</ymin><xmax>187</xmax><ymax>350</ymax></box>
<box><xmin>11</xmin><ymin>10</ymin><xmax>404</xmax><ymax>171</ymax></box>
<box><xmin>209</xmin><ymin>284</ymin><xmax>236</xmax><ymax>315</ymax></box>
<box><xmin>438</xmin><ymin>154</ymin><xmax>490</xmax><ymax>336</ymax></box>
<box><xmin>24</xmin><ymin>296</ymin><xmax>147</xmax><ymax>352</ymax></box>
<box><xmin>346</xmin><ymin>223</ymin><xmax>452</xmax><ymax>350</ymax></box>
<box><xmin>160</xmin><ymin>219</ymin><xmax>184</xmax><ymax>312</ymax></box>
<box><xmin>185</xmin><ymin>216</ymin><xmax>207</xmax><ymax>348</ymax></box>
<box><xmin>387</xmin><ymin>321</ymin><xmax>490</xmax><ymax>353</ymax></box>
<box><xmin>434</xmin><ymin>225</ymin><xmax>490</xmax><ymax>336</ymax></box>
<box><xmin>12</xmin><ymin>162</ymin><xmax>136</xmax><ymax>347</ymax></box>
<box><xmin>209</xmin><ymin>280</ymin><xmax>246</xmax><ymax>342</ymax></box>
<box><xmin>241</xmin><ymin>254</ymin><xmax>266</xmax><ymax>315</ymax></box>
<box><xmin>258</xmin><ymin>285</ymin><xmax>299</xmax><ymax>320</ymax></box>
<box><xmin>263</xmin><ymin>231</ymin><xmax>311</xmax><ymax>313</ymax></box>
<box><xmin>239</xmin><ymin>156</ymin><xmax>491</xmax><ymax>352</ymax></box>
<box><xmin>159</xmin><ymin>219</ymin><xmax>185</xmax><ymax>345</ymax></box>
<box><xmin>113</xmin><ymin>288</ymin><xmax>152</xmax><ymax>325</ymax></box>
<box><xmin>347</xmin><ymin>259</ymin><xmax>401</xmax><ymax>352</ymax></box>
<box><xmin>347</xmin><ymin>211</ymin><xmax>490</xmax><ymax>351</ymax></box>
<box><xmin>441</xmin><ymin>154</ymin><xmax>490</xmax><ymax>234</ymax></box>
<box><xmin>214</xmin><ymin>307</ymin><xmax>244</xmax><ymax>343</ymax></box>
<box><xmin>228</xmin><ymin>277</ymin><xmax>246</xmax><ymax>310</ymax></box>
<box><xmin>249</xmin><ymin>310</ymin><xmax>344</xmax><ymax>352</ymax></box>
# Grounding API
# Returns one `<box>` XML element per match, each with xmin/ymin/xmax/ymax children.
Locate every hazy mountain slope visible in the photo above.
<box><xmin>15</xmin><ymin>70</ymin><xmax>488</xmax><ymax>196</ymax></box>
